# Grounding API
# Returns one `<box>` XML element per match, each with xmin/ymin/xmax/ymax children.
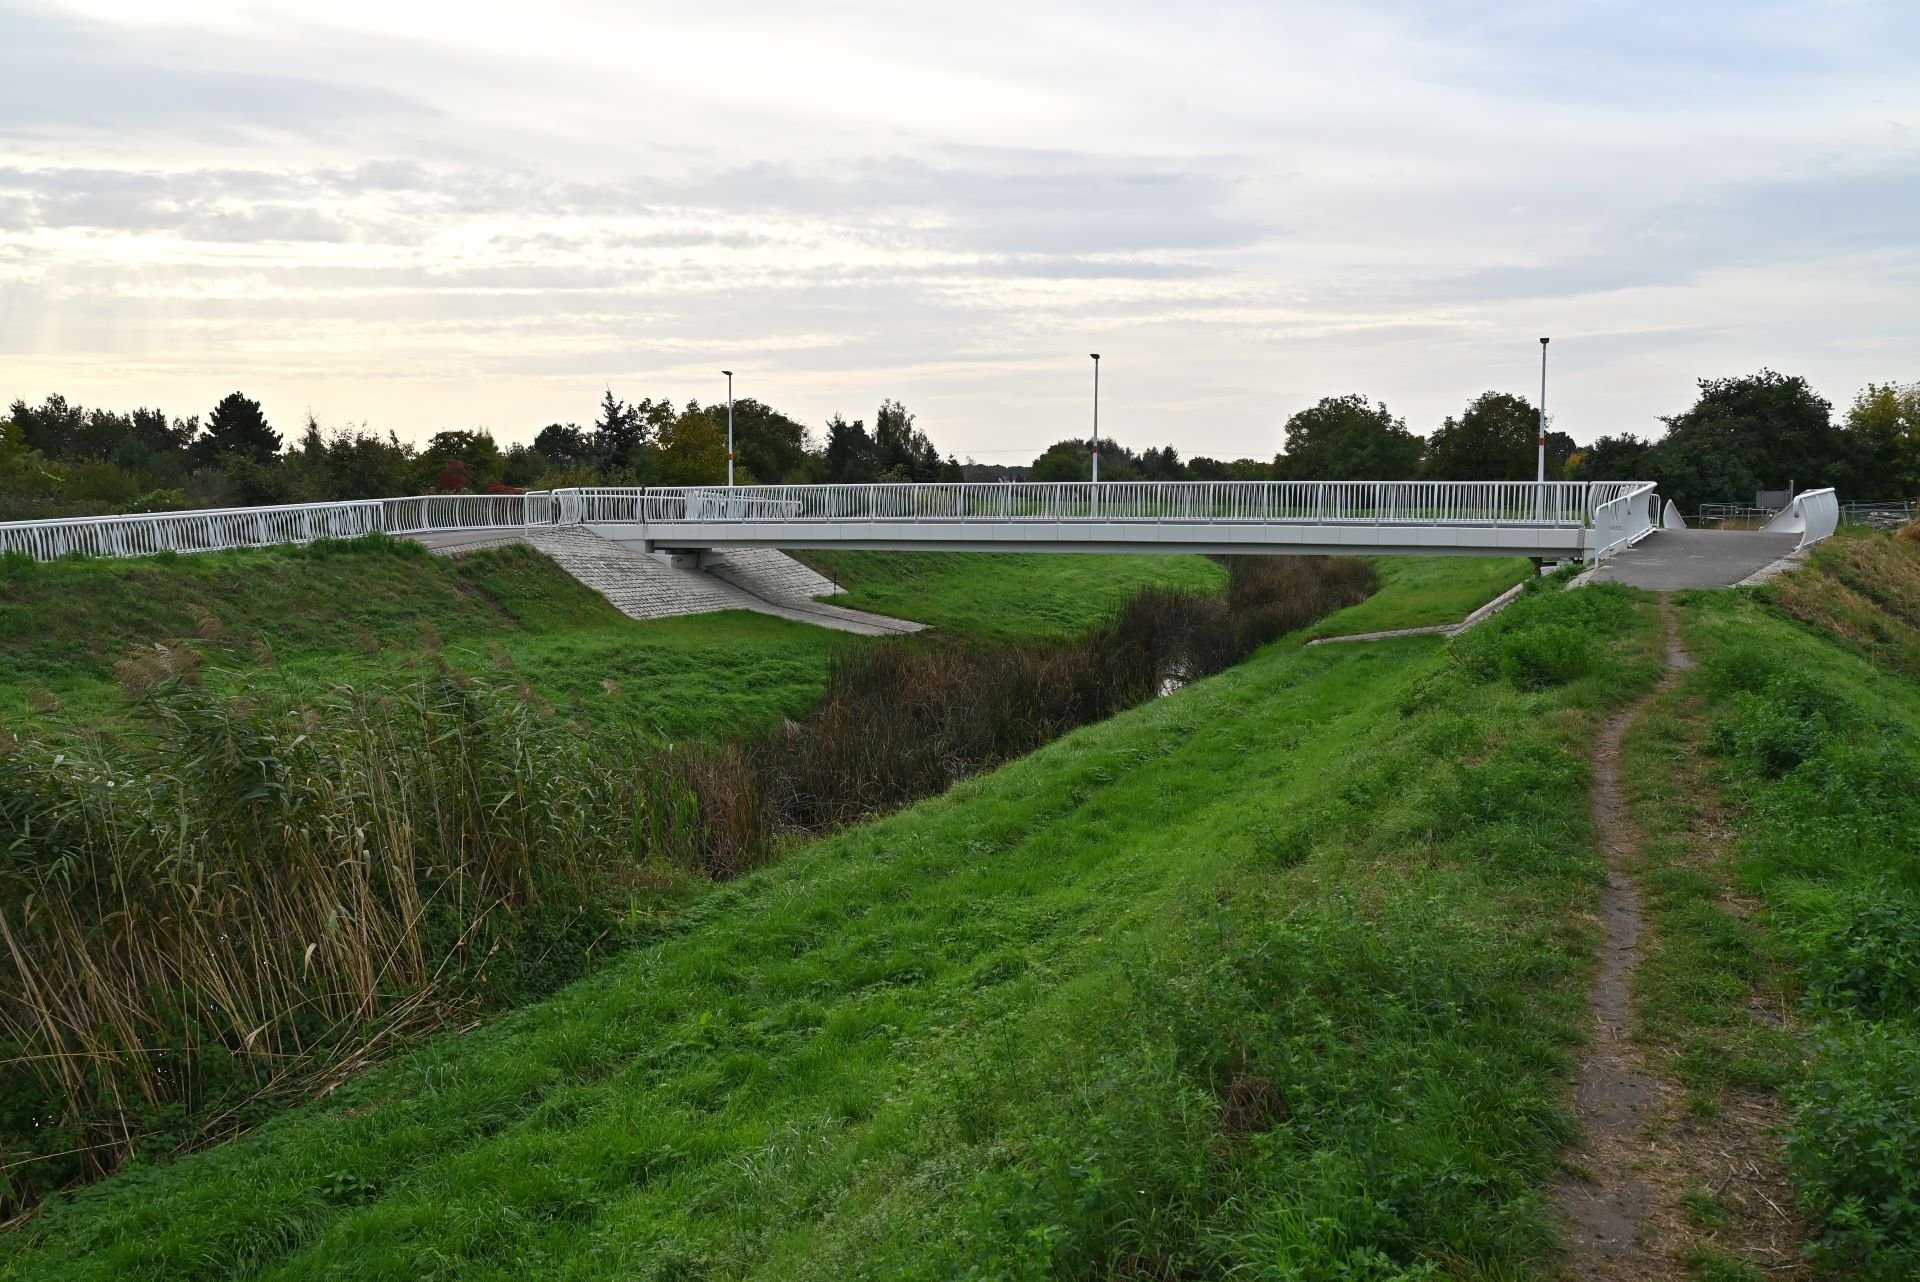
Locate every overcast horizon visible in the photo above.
<box><xmin>2</xmin><ymin>0</ymin><xmax>1916</xmax><ymax>462</ymax></box>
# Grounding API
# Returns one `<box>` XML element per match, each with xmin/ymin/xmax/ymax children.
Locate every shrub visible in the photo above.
<box><xmin>1707</xmin><ymin>672</ymin><xmax>1848</xmax><ymax>779</ymax></box>
<box><xmin>1496</xmin><ymin>622</ymin><xmax>1595</xmax><ymax>690</ymax></box>
<box><xmin>1449</xmin><ymin>583</ymin><xmax>1634</xmax><ymax>691</ymax></box>
<box><xmin>1783</xmin><ymin>881</ymin><xmax>1920</xmax><ymax>1019</ymax></box>
<box><xmin>1787</xmin><ymin>1020</ymin><xmax>1920</xmax><ymax>1278</ymax></box>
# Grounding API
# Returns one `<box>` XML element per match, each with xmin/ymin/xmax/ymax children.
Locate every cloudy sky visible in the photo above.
<box><xmin>2</xmin><ymin>1</ymin><xmax>1916</xmax><ymax>463</ymax></box>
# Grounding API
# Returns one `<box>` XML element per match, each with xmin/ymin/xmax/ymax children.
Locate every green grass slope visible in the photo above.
<box><xmin>799</xmin><ymin>550</ymin><xmax>1230</xmax><ymax>638</ymax></box>
<box><xmin>1302</xmin><ymin>555</ymin><xmax>1532</xmax><ymax>638</ymax></box>
<box><xmin>1615</xmin><ymin>540</ymin><xmax>1920</xmax><ymax>1279</ymax></box>
<box><xmin>0</xmin><ymin>535</ymin><xmax>612</xmax><ymax>680</ymax></box>
<box><xmin>3</xmin><ymin>540</ymin><xmax>1242</xmax><ymax>733</ymax></box>
<box><xmin>2</xmin><ymin>576</ymin><xmax>1665</xmax><ymax>1280</ymax></box>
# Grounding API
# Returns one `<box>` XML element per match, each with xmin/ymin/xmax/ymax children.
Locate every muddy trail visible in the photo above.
<box><xmin>1551</xmin><ymin>601</ymin><xmax>1807</xmax><ymax>1280</ymax></box>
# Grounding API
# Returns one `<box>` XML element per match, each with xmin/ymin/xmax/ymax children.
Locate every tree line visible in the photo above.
<box><xmin>4</xmin><ymin>367</ymin><xmax>1915</xmax><ymax>523</ymax></box>
<box><xmin>1263</xmin><ymin>371</ymin><xmax>1919</xmax><ymax>513</ymax></box>
<box><xmin>0</xmin><ymin>390</ymin><xmax>967</xmax><ymax>522</ymax></box>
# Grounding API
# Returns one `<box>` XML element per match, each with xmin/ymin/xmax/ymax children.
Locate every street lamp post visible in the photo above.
<box><xmin>1536</xmin><ymin>338</ymin><xmax>1549</xmax><ymax>525</ymax></box>
<box><xmin>1536</xmin><ymin>338</ymin><xmax>1549</xmax><ymax>488</ymax></box>
<box><xmin>1090</xmin><ymin>353</ymin><xmax>1101</xmax><ymax>485</ymax></box>
<box><xmin>722</xmin><ymin>370</ymin><xmax>735</xmax><ymax>488</ymax></box>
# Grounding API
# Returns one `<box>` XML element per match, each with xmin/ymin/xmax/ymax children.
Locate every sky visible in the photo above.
<box><xmin>1</xmin><ymin>0</ymin><xmax>1916</xmax><ymax>464</ymax></box>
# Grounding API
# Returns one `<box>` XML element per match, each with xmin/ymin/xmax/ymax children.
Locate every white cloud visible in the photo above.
<box><xmin>1</xmin><ymin>0</ymin><xmax>1916</xmax><ymax>459</ymax></box>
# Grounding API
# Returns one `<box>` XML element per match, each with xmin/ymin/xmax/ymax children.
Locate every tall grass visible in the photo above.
<box><xmin>0</xmin><ymin>554</ymin><xmax>1374</xmax><ymax>1218</ymax></box>
<box><xmin>0</xmin><ymin>666</ymin><xmax>652</xmax><ymax>1215</ymax></box>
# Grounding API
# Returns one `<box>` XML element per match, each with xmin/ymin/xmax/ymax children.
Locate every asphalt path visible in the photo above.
<box><xmin>1590</xmin><ymin>530</ymin><xmax>1801</xmax><ymax>590</ymax></box>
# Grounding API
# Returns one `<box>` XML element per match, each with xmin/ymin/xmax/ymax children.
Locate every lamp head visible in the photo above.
<box><xmin>1538</xmin><ymin>337</ymin><xmax>1549</xmax><ymax>346</ymax></box>
<box><xmin>722</xmin><ymin>369</ymin><xmax>733</xmax><ymax>376</ymax></box>
<box><xmin>1090</xmin><ymin>353</ymin><xmax>1100</xmax><ymax>361</ymax></box>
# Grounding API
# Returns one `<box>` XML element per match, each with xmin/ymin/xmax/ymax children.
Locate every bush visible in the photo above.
<box><xmin>1707</xmin><ymin>672</ymin><xmax>1848</xmax><ymax>778</ymax></box>
<box><xmin>1784</xmin><ymin>881</ymin><xmax>1920</xmax><ymax>1019</ymax></box>
<box><xmin>1449</xmin><ymin>583</ymin><xmax>1635</xmax><ymax>691</ymax></box>
<box><xmin>1496</xmin><ymin>622</ymin><xmax>1595</xmax><ymax>689</ymax></box>
<box><xmin>1787</xmin><ymin>1020</ymin><xmax>1920</xmax><ymax>1278</ymax></box>
<box><xmin>120</xmin><ymin>488</ymin><xmax>190</xmax><ymax>514</ymax></box>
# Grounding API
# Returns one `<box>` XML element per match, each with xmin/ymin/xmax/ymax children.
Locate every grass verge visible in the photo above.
<box><xmin>1608</xmin><ymin>534</ymin><xmax>1920</xmax><ymax>1279</ymax></box>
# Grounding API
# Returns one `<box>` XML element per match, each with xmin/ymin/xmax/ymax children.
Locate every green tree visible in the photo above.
<box><xmin>655</xmin><ymin>410</ymin><xmax>729</xmax><ymax>485</ymax></box>
<box><xmin>417</xmin><ymin>430</ymin><xmax>505</xmax><ymax>492</ymax></box>
<box><xmin>824</xmin><ymin>414</ymin><xmax>879</xmax><ymax>483</ymax></box>
<box><xmin>0</xmin><ymin>420</ymin><xmax>44</xmax><ymax>491</ymax></box>
<box><xmin>322</xmin><ymin>429</ymin><xmax>418</xmax><ymax>499</ymax></box>
<box><xmin>1566</xmin><ymin>433</ymin><xmax>1655</xmax><ymax>483</ymax></box>
<box><xmin>1030</xmin><ymin>438</ymin><xmax>1091</xmax><ymax>482</ymax></box>
<box><xmin>1275</xmin><ymin>394</ymin><xmax>1424</xmax><ymax>480</ymax></box>
<box><xmin>533</xmin><ymin>423</ymin><xmax>592</xmax><ymax>468</ymax></box>
<box><xmin>873</xmin><ymin>399</ymin><xmax>942</xmax><ymax>482</ymax></box>
<box><xmin>1841</xmin><ymin>382</ymin><xmax>1920</xmax><ymax>497</ymax></box>
<box><xmin>198</xmin><ymin>392</ymin><xmax>281</xmax><ymax>466</ymax></box>
<box><xmin>1654</xmin><ymin>369</ymin><xmax>1842</xmax><ymax>513</ymax></box>
<box><xmin>1424</xmin><ymin>392</ymin><xmax>1540</xmax><ymax>481</ymax></box>
<box><xmin>699</xmin><ymin>397</ymin><xmax>813</xmax><ymax>484</ymax></box>
<box><xmin>1139</xmin><ymin>445</ymin><xmax>1186</xmax><ymax>481</ymax></box>
<box><xmin>7</xmin><ymin>395</ymin><xmax>87</xmax><ymax>459</ymax></box>
<box><xmin>592</xmin><ymin>389</ymin><xmax>643</xmax><ymax>464</ymax></box>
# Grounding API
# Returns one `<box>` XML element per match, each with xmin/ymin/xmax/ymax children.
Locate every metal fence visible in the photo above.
<box><xmin>0</xmin><ymin>481</ymin><xmax>1659</xmax><ymax>564</ymax></box>
<box><xmin>1838</xmin><ymin>499</ymin><xmax>1920</xmax><ymax>530</ymax></box>
<box><xmin>0</xmin><ymin>494</ymin><xmax>563</xmax><ymax>560</ymax></box>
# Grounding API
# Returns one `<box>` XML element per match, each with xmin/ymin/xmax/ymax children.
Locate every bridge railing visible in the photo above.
<box><xmin>1760</xmin><ymin>487</ymin><xmax>1839</xmax><ymax>551</ymax></box>
<box><xmin>0</xmin><ymin>492</ymin><xmax>562</xmax><ymax>561</ymax></box>
<box><xmin>0</xmin><ymin>499</ymin><xmax>391</xmax><ymax>560</ymax></box>
<box><xmin>610</xmin><ymin>480</ymin><xmax>1634</xmax><ymax>526</ymax></box>
<box><xmin>0</xmin><ymin>481</ymin><xmax>1659</xmax><ymax>563</ymax></box>
<box><xmin>1586</xmin><ymin>482</ymin><xmax>1660</xmax><ymax>560</ymax></box>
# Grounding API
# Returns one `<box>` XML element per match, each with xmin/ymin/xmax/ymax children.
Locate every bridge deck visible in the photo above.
<box><xmin>1590</xmin><ymin>529</ymin><xmax>1802</xmax><ymax>590</ymax></box>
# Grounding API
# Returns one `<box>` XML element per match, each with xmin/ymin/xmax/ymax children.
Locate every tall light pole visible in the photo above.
<box><xmin>1090</xmin><ymin>353</ymin><xmax>1101</xmax><ymax>484</ymax></box>
<box><xmin>722</xmin><ymin>369</ymin><xmax>734</xmax><ymax>487</ymax></box>
<box><xmin>1536</xmin><ymin>338</ymin><xmax>1549</xmax><ymax>488</ymax></box>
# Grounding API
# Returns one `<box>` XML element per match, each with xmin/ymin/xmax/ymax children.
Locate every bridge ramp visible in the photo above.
<box><xmin>413</xmin><ymin>528</ymin><xmax>923</xmax><ymax>636</ymax></box>
<box><xmin>1589</xmin><ymin>530</ymin><xmax>1802</xmax><ymax>591</ymax></box>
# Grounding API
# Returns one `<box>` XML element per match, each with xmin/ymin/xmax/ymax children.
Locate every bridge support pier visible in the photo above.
<box><xmin>645</xmin><ymin>548</ymin><xmax>714</xmax><ymax>571</ymax></box>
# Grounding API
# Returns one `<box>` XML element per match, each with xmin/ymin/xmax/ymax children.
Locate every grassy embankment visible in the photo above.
<box><xmin>804</xmin><ymin>548</ymin><xmax>1528</xmax><ymax>642</ymax></box>
<box><xmin>3</xmin><ymin>566</ymin><xmax>1667</xmax><ymax>1278</ymax></box>
<box><xmin>1620</xmin><ymin>532</ymin><xmax>1920</xmax><ymax>1280</ymax></box>
<box><xmin>2</xmin><ymin>537</ymin><xmax>1264</xmax><ymax>1210</ymax></box>
<box><xmin>1301</xmin><ymin>555</ymin><xmax>1532</xmax><ymax>638</ymax></box>
<box><xmin>0</xmin><ymin>540</ymin><xmax>1226</xmax><ymax>734</ymax></box>
<box><xmin>0</xmin><ymin>537</ymin><xmax>837</xmax><ymax>735</ymax></box>
<box><xmin>799</xmin><ymin>550</ymin><xmax>1228</xmax><ymax>638</ymax></box>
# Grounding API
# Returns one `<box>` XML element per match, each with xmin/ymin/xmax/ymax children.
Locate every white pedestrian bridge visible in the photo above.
<box><xmin>1</xmin><ymin>481</ymin><xmax>1668</xmax><ymax>564</ymax></box>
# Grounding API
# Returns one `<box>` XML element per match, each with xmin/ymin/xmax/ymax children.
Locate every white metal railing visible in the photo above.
<box><xmin>1760</xmin><ymin>487</ymin><xmax>1839</xmax><ymax>551</ymax></box>
<box><xmin>1586</xmin><ymin>482</ymin><xmax>1659</xmax><ymax>561</ymax></box>
<box><xmin>0</xmin><ymin>492</ymin><xmax>562</xmax><ymax>562</ymax></box>
<box><xmin>0</xmin><ymin>481</ymin><xmax>1661</xmax><ymax>564</ymax></box>
<box><xmin>0</xmin><ymin>499</ymin><xmax>387</xmax><ymax>560</ymax></box>
<box><xmin>610</xmin><ymin>481</ymin><xmax>1641</xmax><ymax>527</ymax></box>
